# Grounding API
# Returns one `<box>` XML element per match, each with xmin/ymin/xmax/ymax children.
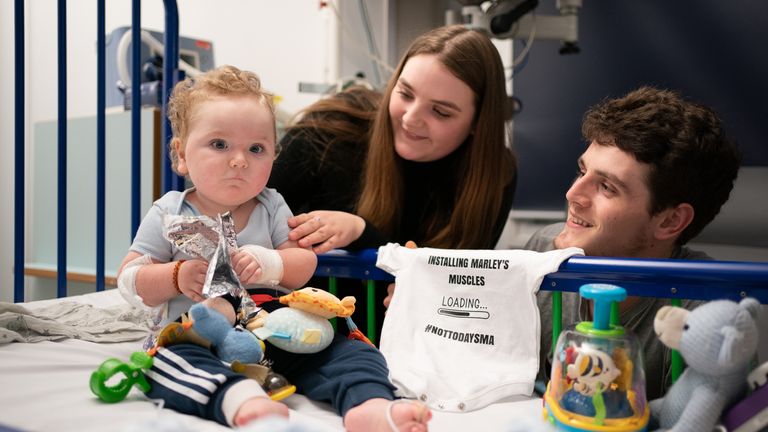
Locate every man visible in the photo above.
<box><xmin>529</xmin><ymin>86</ymin><xmax>742</xmax><ymax>400</ymax></box>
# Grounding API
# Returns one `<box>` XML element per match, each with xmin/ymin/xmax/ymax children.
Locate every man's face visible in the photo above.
<box><xmin>554</xmin><ymin>142</ymin><xmax>666</xmax><ymax>257</ymax></box>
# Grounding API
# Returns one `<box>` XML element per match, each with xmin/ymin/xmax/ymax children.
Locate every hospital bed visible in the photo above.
<box><xmin>4</xmin><ymin>2</ymin><xmax>768</xmax><ymax>431</ymax></box>
<box><xmin>2</xmin><ymin>251</ymin><xmax>766</xmax><ymax>432</ymax></box>
<box><xmin>0</xmin><ymin>270</ymin><xmax>540</xmax><ymax>432</ymax></box>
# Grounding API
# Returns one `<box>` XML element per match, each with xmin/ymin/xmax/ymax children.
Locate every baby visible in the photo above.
<box><xmin>117</xmin><ymin>65</ymin><xmax>429</xmax><ymax>431</ymax></box>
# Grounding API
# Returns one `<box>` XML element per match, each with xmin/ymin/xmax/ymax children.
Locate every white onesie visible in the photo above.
<box><xmin>376</xmin><ymin>243</ymin><xmax>583</xmax><ymax>412</ymax></box>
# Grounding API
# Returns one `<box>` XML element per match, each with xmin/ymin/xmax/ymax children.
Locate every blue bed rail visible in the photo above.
<box><xmin>317</xmin><ymin>249</ymin><xmax>768</xmax><ymax>302</ymax></box>
<box><xmin>316</xmin><ymin>249</ymin><xmax>768</xmax><ymax>345</ymax></box>
<box><xmin>13</xmin><ymin>0</ymin><xmax>25</xmax><ymax>303</ymax></box>
<box><xmin>315</xmin><ymin>249</ymin><xmax>768</xmax><ymax>379</ymax></box>
<box><xmin>12</xmin><ymin>0</ymin><xmax>182</xmax><ymax>301</ymax></box>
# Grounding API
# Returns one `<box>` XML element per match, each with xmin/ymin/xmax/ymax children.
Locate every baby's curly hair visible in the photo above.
<box><xmin>167</xmin><ymin>65</ymin><xmax>276</xmax><ymax>173</ymax></box>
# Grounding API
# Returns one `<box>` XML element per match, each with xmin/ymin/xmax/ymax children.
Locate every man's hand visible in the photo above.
<box><xmin>383</xmin><ymin>241</ymin><xmax>417</xmax><ymax>309</ymax></box>
<box><xmin>383</xmin><ymin>282</ymin><xmax>396</xmax><ymax>309</ymax></box>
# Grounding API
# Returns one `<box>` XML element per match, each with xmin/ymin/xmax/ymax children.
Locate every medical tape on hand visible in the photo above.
<box><xmin>238</xmin><ymin>245</ymin><xmax>284</xmax><ymax>286</ymax></box>
<box><xmin>117</xmin><ymin>254</ymin><xmax>160</xmax><ymax>311</ymax></box>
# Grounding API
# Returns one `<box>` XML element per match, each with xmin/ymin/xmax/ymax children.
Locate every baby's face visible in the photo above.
<box><xmin>176</xmin><ymin>95</ymin><xmax>276</xmax><ymax>214</ymax></box>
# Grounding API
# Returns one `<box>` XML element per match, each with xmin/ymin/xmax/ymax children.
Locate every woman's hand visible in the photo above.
<box><xmin>288</xmin><ymin>211</ymin><xmax>365</xmax><ymax>254</ymax></box>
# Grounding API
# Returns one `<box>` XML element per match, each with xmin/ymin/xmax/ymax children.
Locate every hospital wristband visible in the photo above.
<box><xmin>172</xmin><ymin>260</ymin><xmax>186</xmax><ymax>294</ymax></box>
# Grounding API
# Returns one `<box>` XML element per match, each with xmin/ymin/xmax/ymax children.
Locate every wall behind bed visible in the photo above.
<box><xmin>0</xmin><ymin>0</ymin><xmax>342</xmax><ymax>302</ymax></box>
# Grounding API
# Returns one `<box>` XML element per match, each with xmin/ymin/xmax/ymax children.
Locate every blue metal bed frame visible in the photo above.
<box><xmin>12</xmin><ymin>0</ymin><xmax>184</xmax><ymax>302</ymax></box>
<box><xmin>315</xmin><ymin>249</ymin><xmax>768</xmax><ymax>379</ymax></box>
<box><xmin>316</xmin><ymin>250</ymin><xmax>768</xmax><ymax>301</ymax></box>
<box><xmin>9</xmin><ymin>0</ymin><xmax>768</xmax><ymax>380</ymax></box>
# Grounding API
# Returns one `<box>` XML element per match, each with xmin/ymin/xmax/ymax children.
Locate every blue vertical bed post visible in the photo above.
<box><xmin>162</xmin><ymin>0</ymin><xmax>184</xmax><ymax>193</ymax></box>
<box><xmin>13</xmin><ymin>0</ymin><xmax>26</xmax><ymax>302</ymax></box>
<box><xmin>130</xmin><ymin>0</ymin><xmax>141</xmax><ymax>237</ymax></box>
<box><xmin>96</xmin><ymin>0</ymin><xmax>106</xmax><ymax>292</ymax></box>
<box><xmin>57</xmin><ymin>0</ymin><xmax>68</xmax><ymax>298</ymax></box>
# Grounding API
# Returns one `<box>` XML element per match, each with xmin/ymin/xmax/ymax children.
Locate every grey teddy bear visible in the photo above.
<box><xmin>650</xmin><ymin>297</ymin><xmax>760</xmax><ymax>432</ymax></box>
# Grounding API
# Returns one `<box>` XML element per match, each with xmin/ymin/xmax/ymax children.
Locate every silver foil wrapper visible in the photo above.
<box><xmin>163</xmin><ymin>212</ymin><xmax>256</xmax><ymax>323</ymax></box>
<box><xmin>164</xmin><ymin>213</ymin><xmax>238</xmax><ymax>261</ymax></box>
<box><xmin>203</xmin><ymin>219</ymin><xmax>244</xmax><ymax>299</ymax></box>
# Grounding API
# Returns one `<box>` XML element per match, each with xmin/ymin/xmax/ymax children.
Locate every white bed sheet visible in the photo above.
<box><xmin>0</xmin><ymin>289</ymin><xmax>541</xmax><ymax>431</ymax></box>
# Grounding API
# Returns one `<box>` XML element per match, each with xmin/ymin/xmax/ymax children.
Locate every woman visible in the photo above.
<box><xmin>269</xmin><ymin>24</ymin><xmax>518</xmax><ymax>332</ymax></box>
<box><xmin>273</xmin><ymin>24</ymin><xmax>516</xmax><ymax>252</ymax></box>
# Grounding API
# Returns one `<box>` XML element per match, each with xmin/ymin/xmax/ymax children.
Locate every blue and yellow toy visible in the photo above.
<box><xmin>544</xmin><ymin>284</ymin><xmax>649</xmax><ymax>431</ymax></box>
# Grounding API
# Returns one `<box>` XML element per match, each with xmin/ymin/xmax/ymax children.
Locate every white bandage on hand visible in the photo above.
<box><xmin>117</xmin><ymin>254</ymin><xmax>166</xmax><ymax>324</ymax></box>
<box><xmin>237</xmin><ymin>245</ymin><xmax>284</xmax><ymax>286</ymax></box>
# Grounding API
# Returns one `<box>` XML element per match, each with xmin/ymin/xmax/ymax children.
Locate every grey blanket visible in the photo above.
<box><xmin>0</xmin><ymin>301</ymin><xmax>152</xmax><ymax>343</ymax></box>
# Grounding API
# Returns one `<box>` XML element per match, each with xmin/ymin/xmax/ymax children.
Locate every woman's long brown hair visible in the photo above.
<box><xmin>356</xmin><ymin>25</ymin><xmax>516</xmax><ymax>249</ymax></box>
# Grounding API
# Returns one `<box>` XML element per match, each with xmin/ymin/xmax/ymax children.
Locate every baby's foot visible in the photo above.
<box><xmin>345</xmin><ymin>398</ymin><xmax>431</xmax><ymax>432</ymax></box>
<box><xmin>233</xmin><ymin>396</ymin><xmax>289</xmax><ymax>426</ymax></box>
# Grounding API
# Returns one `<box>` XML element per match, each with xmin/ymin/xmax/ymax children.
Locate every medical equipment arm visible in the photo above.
<box><xmin>461</xmin><ymin>0</ymin><xmax>582</xmax><ymax>54</ymax></box>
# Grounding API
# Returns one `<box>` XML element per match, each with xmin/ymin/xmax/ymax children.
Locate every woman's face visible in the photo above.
<box><xmin>388</xmin><ymin>54</ymin><xmax>476</xmax><ymax>162</ymax></box>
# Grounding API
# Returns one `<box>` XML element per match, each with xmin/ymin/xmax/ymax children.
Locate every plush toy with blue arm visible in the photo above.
<box><xmin>187</xmin><ymin>303</ymin><xmax>297</xmax><ymax>400</ymax></box>
<box><xmin>650</xmin><ymin>297</ymin><xmax>760</xmax><ymax>432</ymax></box>
<box><xmin>189</xmin><ymin>303</ymin><xmax>264</xmax><ymax>364</ymax></box>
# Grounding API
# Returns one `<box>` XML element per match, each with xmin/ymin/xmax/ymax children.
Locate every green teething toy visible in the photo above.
<box><xmin>89</xmin><ymin>351</ymin><xmax>153</xmax><ymax>403</ymax></box>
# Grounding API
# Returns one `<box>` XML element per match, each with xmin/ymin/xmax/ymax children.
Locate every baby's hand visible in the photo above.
<box><xmin>177</xmin><ymin>259</ymin><xmax>208</xmax><ymax>302</ymax></box>
<box><xmin>231</xmin><ymin>248</ymin><xmax>264</xmax><ymax>285</ymax></box>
